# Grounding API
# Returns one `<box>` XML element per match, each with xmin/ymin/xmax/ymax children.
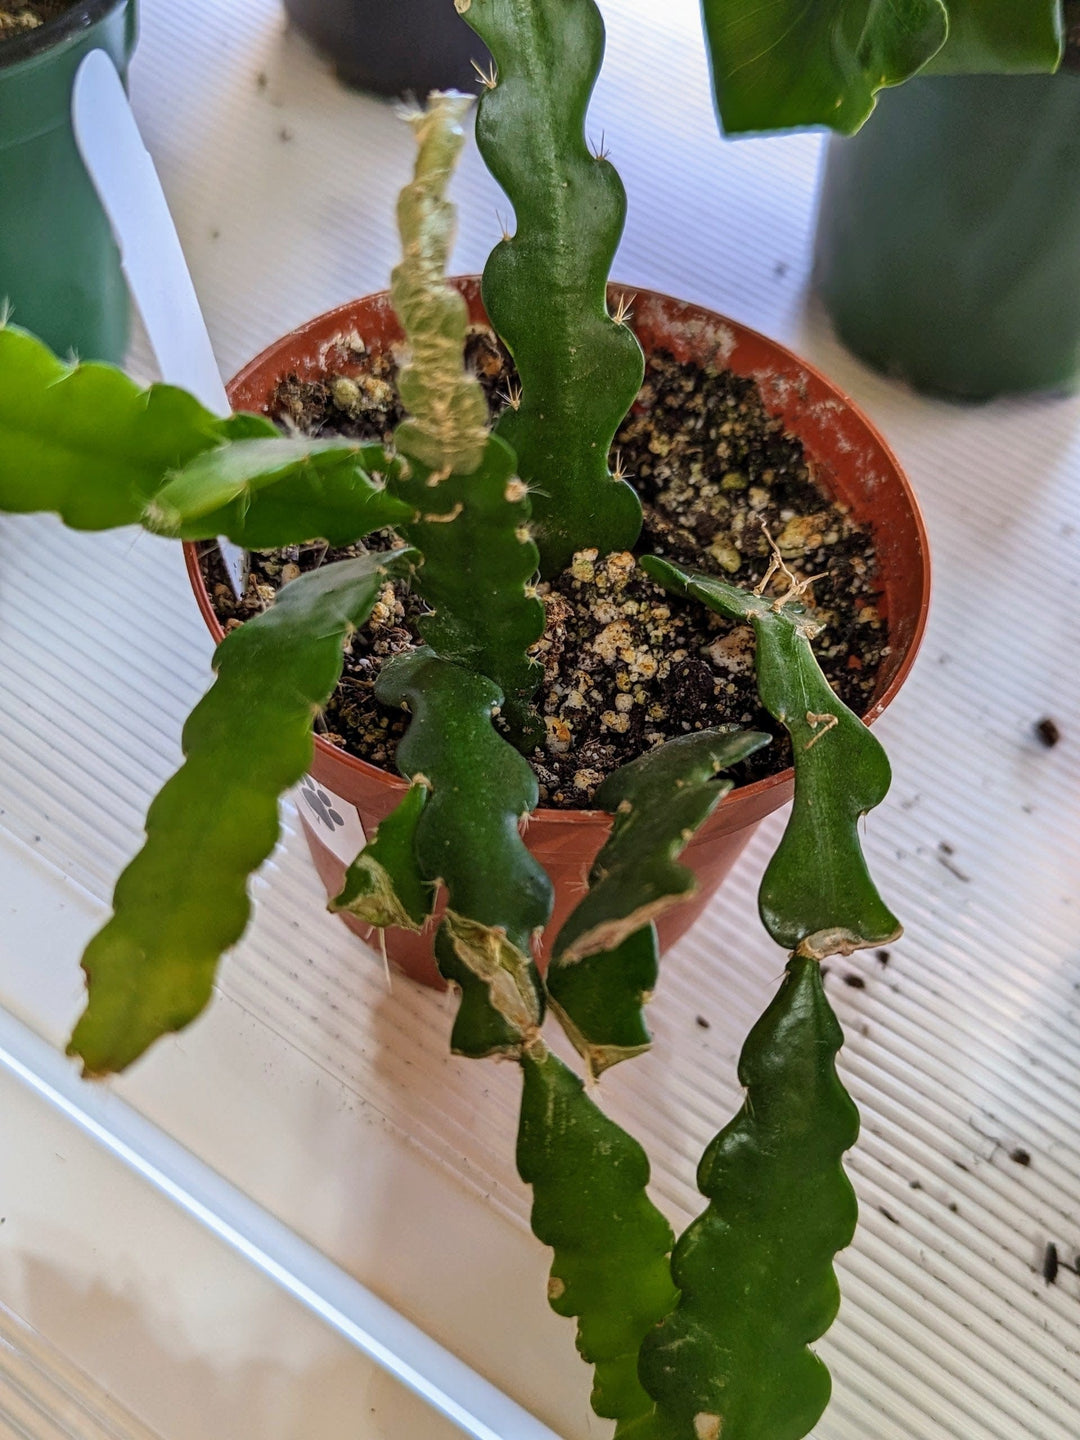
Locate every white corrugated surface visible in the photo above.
<box><xmin>0</xmin><ymin>0</ymin><xmax>1078</xmax><ymax>1435</ymax></box>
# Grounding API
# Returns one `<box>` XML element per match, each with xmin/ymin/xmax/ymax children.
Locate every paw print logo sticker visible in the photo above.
<box><xmin>301</xmin><ymin>775</ymin><xmax>345</xmax><ymax>832</ymax></box>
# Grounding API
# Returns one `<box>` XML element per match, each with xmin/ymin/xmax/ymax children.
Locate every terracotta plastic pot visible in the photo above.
<box><xmin>185</xmin><ymin>280</ymin><xmax>930</xmax><ymax>987</ymax></box>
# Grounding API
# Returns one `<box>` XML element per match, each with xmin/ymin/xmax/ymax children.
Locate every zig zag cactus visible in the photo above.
<box><xmin>386</xmin><ymin>92</ymin><xmax>546</xmax><ymax>738</ymax></box>
<box><xmin>0</xmin><ymin>82</ymin><xmax>901</xmax><ymax>1440</ymax></box>
<box><xmin>460</xmin><ymin>0</ymin><xmax>645</xmax><ymax>574</ymax></box>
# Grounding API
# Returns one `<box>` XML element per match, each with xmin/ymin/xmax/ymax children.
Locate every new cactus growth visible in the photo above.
<box><xmin>0</xmin><ymin>15</ymin><xmax>929</xmax><ymax>1432</ymax></box>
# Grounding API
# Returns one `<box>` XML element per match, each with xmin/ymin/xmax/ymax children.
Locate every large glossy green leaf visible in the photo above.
<box><xmin>701</xmin><ymin>0</ymin><xmax>949</xmax><ymax>135</ymax></box>
<box><xmin>463</xmin><ymin>0</ymin><xmax>644</xmax><ymax>573</ymax></box>
<box><xmin>546</xmin><ymin>728</ymin><xmax>770</xmax><ymax>1076</ymax></box>
<box><xmin>642</xmin><ymin>558</ymin><xmax>900</xmax><ymax>958</ymax></box>
<box><xmin>375</xmin><ymin>648</ymin><xmax>552</xmax><ymax>1057</ymax></box>
<box><xmin>68</xmin><ymin>550</ymin><xmax>415</xmax><ymax>1075</ymax></box>
<box><xmin>637</xmin><ymin>955</ymin><xmax>859</xmax><ymax>1440</ymax></box>
<box><xmin>924</xmin><ymin>0</ymin><xmax>1062</xmax><ymax>73</ymax></box>
<box><xmin>518</xmin><ymin>1047</ymin><xmax>678</xmax><ymax>1431</ymax></box>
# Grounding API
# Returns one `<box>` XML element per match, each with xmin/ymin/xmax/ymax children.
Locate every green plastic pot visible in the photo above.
<box><xmin>815</xmin><ymin>72</ymin><xmax>1080</xmax><ymax>401</ymax></box>
<box><xmin>0</xmin><ymin>0</ymin><xmax>137</xmax><ymax>363</ymax></box>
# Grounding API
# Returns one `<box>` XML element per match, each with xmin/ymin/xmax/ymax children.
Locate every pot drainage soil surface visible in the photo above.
<box><xmin>201</xmin><ymin>329</ymin><xmax>886</xmax><ymax>806</ymax></box>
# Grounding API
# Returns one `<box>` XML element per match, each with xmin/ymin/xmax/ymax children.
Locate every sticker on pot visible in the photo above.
<box><xmin>297</xmin><ymin>775</ymin><xmax>367</xmax><ymax>865</ymax></box>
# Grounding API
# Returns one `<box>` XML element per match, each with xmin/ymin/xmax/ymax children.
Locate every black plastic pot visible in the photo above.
<box><xmin>815</xmin><ymin>72</ymin><xmax>1080</xmax><ymax>402</ymax></box>
<box><xmin>284</xmin><ymin>0</ymin><xmax>488</xmax><ymax>98</ymax></box>
<box><xmin>0</xmin><ymin>0</ymin><xmax>137</xmax><ymax>363</ymax></box>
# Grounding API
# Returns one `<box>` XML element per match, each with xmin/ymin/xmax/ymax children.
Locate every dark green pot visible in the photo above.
<box><xmin>815</xmin><ymin>73</ymin><xmax>1080</xmax><ymax>401</ymax></box>
<box><xmin>0</xmin><ymin>0</ymin><xmax>137</xmax><ymax>363</ymax></box>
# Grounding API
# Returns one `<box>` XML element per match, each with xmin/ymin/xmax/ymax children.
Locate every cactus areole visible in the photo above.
<box><xmin>0</xmin><ymin>5</ymin><xmax>935</xmax><ymax>1429</ymax></box>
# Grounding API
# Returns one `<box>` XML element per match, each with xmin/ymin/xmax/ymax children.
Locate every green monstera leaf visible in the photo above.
<box><xmin>924</xmin><ymin>0</ymin><xmax>1063</xmax><ymax>73</ymax></box>
<box><xmin>701</xmin><ymin>0</ymin><xmax>949</xmax><ymax>135</ymax></box>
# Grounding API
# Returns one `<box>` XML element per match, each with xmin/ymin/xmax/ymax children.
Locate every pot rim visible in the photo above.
<box><xmin>185</xmin><ymin>280</ymin><xmax>931</xmax><ymax>826</ymax></box>
<box><xmin>0</xmin><ymin>0</ymin><xmax>125</xmax><ymax>68</ymax></box>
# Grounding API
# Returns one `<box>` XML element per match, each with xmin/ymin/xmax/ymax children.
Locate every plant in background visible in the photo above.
<box><xmin>4</xmin><ymin>0</ymin><xmax>1041</xmax><ymax>1428</ymax></box>
<box><xmin>701</xmin><ymin>0</ymin><xmax>1065</xmax><ymax>137</ymax></box>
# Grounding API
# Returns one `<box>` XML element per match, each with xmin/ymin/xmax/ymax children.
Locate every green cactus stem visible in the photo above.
<box><xmin>145</xmin><ymin>435</ymin><xmax>413</xmax><ymax>549</ymax></box>
<box><xmin>553</xmin><ymin>729</ymin><xmax>771</xmax><ymax>962</ymax></box>
<box><xmin>68</xmin><ymin>550</ymin><xmax>416</xmax><ymax>1075</ymax></box>
<box><xmin>375</xmin><ymin>648</ymin><xmax>552</xmax><ymax>1057</ymax></box>
<box><xmin>546</xmin><ymin>728</ymin><xmax>770</xmax><ymax>1076</ymax></box>
<box><xmin>0</xmin><ymin>323</ymin><xmax>263</xmax><ymax>529</ymax></box>
<box><xmin>518</xmin><ymin>1045</ymin><xmax>678</xmax><ymax>1432</ymax></box>
<box><xmin>546</xmin><ymin>925</ymin><xmax>659</xmax><ymax>1079</ymax></box>
<box><xmin>390</xmin><ymin>93</ymin><xmax>489</xmax><ymax>476</ymax></box>
<box><xmin>331</xmin><ymin>782</ymin><xmax>433</xmax><ymax>931</ymax></box>
<box><xmin>461</xmin><ymin>0</ymin><xmax>645</xmax><ymax>574</ymax></box>
<box><xmin>388</xmin><ymin>92</ymin><xmax>545</xmax><ymax>738</ymax></box>
<box><xmin>642</xmin><ymin>556</ymin><xmax>900</xmax><ymax>959</ymax></box>
<box><xmin>636</xmin><ymin>955</ymin><xmax>859</xmax><ymax>1440</ymax></box>
<box><xmin>0</xmin><ymin>325</ymin><xmax>411</xmax><ymax>548</ymax></box>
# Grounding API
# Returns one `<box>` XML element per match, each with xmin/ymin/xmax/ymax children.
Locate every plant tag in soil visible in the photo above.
<box><xmin>295</xmin><ymin>776</ymin><xmax>367</xmax><ymax>867</ymax></box>
<box><xmin>71</xmin><ymin>49</ymin><xmax>246</xmax><ymax>597</ymax></box>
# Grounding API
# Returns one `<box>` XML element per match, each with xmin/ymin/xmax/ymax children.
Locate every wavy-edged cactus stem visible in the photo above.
<box><xmin>389</xmin><ymin>92</ymin><xmax>544</xmax><ymax>739</ymax></box>
<box><xmin>637</xmin><ymin>954</ymin><xmax>859</xmax><ymax>1440</ymax></box>
<box><xmin>144</xmin><ymin>435</ymin><xmax>413</xmax><ymax>549</ymax></box>
<box><xmin>68</xmin><ymin>550</ymin><xmax>416</xmax><ymax>1076</ymax></box>
<box><xmin>547</xmin><ymin>728</ymin><xmax>770</xmax><ymax>1076</ymax></box>
<box><xmin>0</xmin><ymin>323</ymin><xmax>263</xmax><ymax>529</ymax></box>
<box><xmin>518</xmin><ymin>1044</ymin><xmax>678</xmax><ymax>1432</ymax></box>
<box><xmin>331</xmin><ymin>782</ymin><xmax>433</xmax><ymax>931</ymax></box>
<box><xmin>461</xmin><ymin>0</ymin><xmax>645</xmax><ymax>575</ymax></box>
<box><xmin>391</xmin><ymin>93</ymin><xmax>489</xmax><ymax>477</ymax></box>
<box><xmin>0</xmin><ymin>324</ymin><xmax>413</xmax><ymax>548</ymax></box>
<box><xmin>375</xmin><ymin>647</ymin><xmax>552</xmax><ymax>1058</ymax></box>
<box><xmin>642</xmin><ymin>556</ymin><xmax>901</xmax><ymax>959</ymax></box>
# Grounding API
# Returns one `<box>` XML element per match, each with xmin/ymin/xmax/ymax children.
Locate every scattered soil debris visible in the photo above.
<box><xmin>908</xmin><ymin>1179</ymin><xmax>922</xmax><ymax>1191</ymax></box>
<box><xmin>695</xmin><ymin>1015</ymin><xmax>711</xmax><ymax>1030</ymax></box>
<box><xmin>843</xmin><ymin>973</ymin><xmax>866</xmax><ymax>990</ymax></box>
<box><xmin>878</xmin><ymin>1207</ymin><xmax>899</xmax><ymax>1225</ymax></box>
<box><xmin>1036</xmin><ymin>716</ymin><xmax>1061</xmax><ymax>748</ymax></box>
<box><xmin>936</xmin><ymin>843</ymin><xmax>971</xmax><ymax>883</ymax></box>
<box><xmin>1009</xmin><ymin>1147</ymin><xmax>1032</xmax><ymax>1167</ymax></box>
<box><xmin>1043</xmin><ymin>1242</ymin><xmax>1059</xmax><ymax>1286</ymax></box>
<box><xmin>876</xmin><ymin>948</ymin><xmax>891</xmax><ymax>966</ymax></box>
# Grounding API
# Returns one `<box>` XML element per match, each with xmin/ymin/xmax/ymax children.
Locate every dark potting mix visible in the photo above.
<box><xmin>202</xmin><ymin>328</ymin><xmax>887</xmax><ymax>807</ymax></box>
<box><xmin>0</xmin><ymin>0</ymin><xmax>75</xmax><ymax>37</ymax></box>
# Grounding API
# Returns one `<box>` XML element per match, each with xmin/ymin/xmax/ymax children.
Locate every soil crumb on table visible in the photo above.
<box><xmin>203</xmin><ymin>330</ymin><xmax>887</xmax><ymax>807</ymax></box>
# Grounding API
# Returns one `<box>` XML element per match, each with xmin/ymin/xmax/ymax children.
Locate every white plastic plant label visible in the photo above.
<box><xmin>296</xmin><ymin>776</ymin><xmax>367</xmax><ymax>866</ymax></box>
